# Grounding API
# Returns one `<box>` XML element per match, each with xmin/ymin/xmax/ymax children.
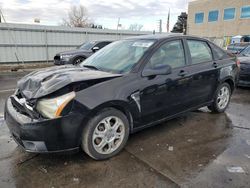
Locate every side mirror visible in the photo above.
<box><xmin>142</xmin><ymin>64</ymin><xmax>172</xmax><ymax>77</ymax></box>
<box><xmin>92</xmin><ymin>46</ymin><xmax>100</xmax><ymax>52</ymax></box>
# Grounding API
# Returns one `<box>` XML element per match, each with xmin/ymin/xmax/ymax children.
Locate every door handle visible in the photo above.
<box><xmin>178</xmin><ymin>70</ymin><xmax>187</xmax><ymax>77</ymax></box>
<box><xmin>213</xmin><ymin>62</ymin><xmax>218</xmax><ymax>68</ymax></box>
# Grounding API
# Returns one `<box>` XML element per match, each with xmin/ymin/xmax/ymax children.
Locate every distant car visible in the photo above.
<box><xmin>227</xmin><ymin>42</ymin><xmax>250</xmax><ymax>54</ymax></box>
<box><xmin>5</xmin><ymin>34</ymin><xmax>239</xmax><ymax>160</ymax></box>
<box><xmin>237</xmin><ymin>46</ymin><xmax>250</xmax><ymax>87</ymax></box>
<box><xmin>54</xmin><ymin>40</ymin><xmax>112</xmax><ymax>65</ymax></box>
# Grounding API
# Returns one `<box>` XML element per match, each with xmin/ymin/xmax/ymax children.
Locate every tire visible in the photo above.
<box><xmin>208</xmin><ymin>83</ymin><xmax>231</xmax><ymax>113</ymax></box>
<box><xmin>73</xmin><ymin>57</ymin><xmax>85</xmax><ymax>65</ymax></box>
<box><xmin>82</xmin><ymin>108</ymin><xmax>130</xmax><ymax>160</ymax></box>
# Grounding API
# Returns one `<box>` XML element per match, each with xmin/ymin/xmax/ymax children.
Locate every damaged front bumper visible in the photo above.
<box><xmin>4</xmin><ymin>97</ymin><xmax>84</xmax><ymax>153</ymax></box>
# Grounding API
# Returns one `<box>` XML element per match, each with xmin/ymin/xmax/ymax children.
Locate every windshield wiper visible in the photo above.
<box><xmin>83</xmin><ymin>65</ymin><xmax>99</xmax><ymax>70</ymax></box>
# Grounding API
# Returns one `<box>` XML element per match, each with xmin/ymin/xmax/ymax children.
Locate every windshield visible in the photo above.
<box><xmin>241</xmin><ymin>46</ymin><xmax>250</xmax><ymax>56</ymax></box>
<box><xmin>77</xmin><ymin>41</ymin><xmax>96</xmax><ymax>50</ymax></box>
<box><xmin>80</xmin><ymin>39</ymin><xmax>156</xmax><ymax>74</ymax></box>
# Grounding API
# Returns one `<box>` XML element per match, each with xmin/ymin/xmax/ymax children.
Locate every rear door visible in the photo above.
<box><xmin>182</xmin><ymin>39</ymin><xmax>218</xmax><ymax>108</ymax></box>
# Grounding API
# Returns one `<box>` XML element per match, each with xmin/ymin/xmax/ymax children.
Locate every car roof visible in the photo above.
<box><xmin>126</xmin><ymin>33</ymin><xmax>182</xmax><ymax>40</ymax></box>
<box><xmin>125</xmin><ymin>34</ymin><xmax>208</xmax><ymax>42</ymax></box>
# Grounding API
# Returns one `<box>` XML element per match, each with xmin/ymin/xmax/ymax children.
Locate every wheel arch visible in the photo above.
<box><xmin>77</xmin><ymin>100</ymin><xmax>135</xmax><ymax>146</ymax></box>
<box><xmin>220</xmin><ymin>77</ymin><xmax>235</xmax><ymax>93</ymax></box>
<box><xmin>90</xmin><ymin>101</ymin><xmax>135</xmax><ymax>132</ymax></box>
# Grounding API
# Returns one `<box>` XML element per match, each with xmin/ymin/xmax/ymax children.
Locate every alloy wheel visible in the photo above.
<box><xmin>92</xmin><ymin>116</ymin><xmax>125</xmax><ymax>155</ymax></box>
<box><xmin>217</xmin><ymin>86</ymin><xmax>230</xmax><ymax>110</ymax></box>
<box><xmin>74</xmin><ymin>57</ymin><xmax>84</xmax><ymax>65</ymax></box>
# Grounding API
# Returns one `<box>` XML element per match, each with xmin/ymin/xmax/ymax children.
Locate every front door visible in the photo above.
<box><xmin>139</xmin><ymin>39</ymin><xmax>191</xmax><ymax>125</ymax></box>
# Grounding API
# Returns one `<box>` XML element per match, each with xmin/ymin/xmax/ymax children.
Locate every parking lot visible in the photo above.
<box><xmin>0</xmin><ymin>71</ymin><xmax>250</xmax><ymax>188</ymax></box>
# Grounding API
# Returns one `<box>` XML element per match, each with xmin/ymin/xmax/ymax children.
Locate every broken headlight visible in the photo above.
<box><xmin>36</xmin><ymin>91</ymin><xmax>76</xmax><ymax>119</ymax></box>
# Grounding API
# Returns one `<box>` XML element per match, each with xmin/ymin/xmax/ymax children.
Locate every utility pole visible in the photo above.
<box><xmin>116</xmin><ymin>17</ymin><xmax>121</xmax><ymax>39</ymax></box>
<box><xmin>158</xmin><ymin>19</ymin><xmax>162</xmax><ymax>33</ymax></box>
<box><xmin>183</xmin><ymin>22</ymin><xmax>185</xmax><ymax>35</ymax></box>
<box><xmin>116</xmin><ymin>17</ymin><xmax>120</xmax><ymax>31</ymax></box>
<box><xmin>167</xmin><ymin>9</ymin><xmax>170</xmax><ymax>33</ymax></box>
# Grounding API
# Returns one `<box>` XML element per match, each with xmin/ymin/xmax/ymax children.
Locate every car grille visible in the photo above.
<box><xmin>10</xmin><ymin>90</ymin><xmax>39</xmax><ymax>119</ymax></box>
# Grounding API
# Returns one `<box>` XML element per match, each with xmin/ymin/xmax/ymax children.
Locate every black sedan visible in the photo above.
<box><xmin>5</xmin><ymin>34</ymin><xmax>239</xmax><ymax>160</ymax></box>
<box><xmin>54</xmin><ymin>40</ymin><xmax>112</xmax><ymax>65</ymax></box>
<box><xmin>227</xmin><ymin>42</ymin><xmax>250</xmax><ymax>54</ymax></box>
<box><xmin>238</xmin><ymin>46</ymin><xmax>250</xmax><ymax>87</ymax></box>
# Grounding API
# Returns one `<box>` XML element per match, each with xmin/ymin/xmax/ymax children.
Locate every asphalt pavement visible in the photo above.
<box><xmin>0</xmin><ymin>72</ymin><xmax>250</xmax><ymax>188</ymax></box>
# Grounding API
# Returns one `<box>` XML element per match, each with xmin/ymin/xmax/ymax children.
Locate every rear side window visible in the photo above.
<box><xmin>187</xmin><ymin>40</ymin><xmax>213</xmax><ymax>64</ymax></box>
<box><xmin>210</xmin><ymin>43</ymin><xmax>229</xmax><ymax>60</ymax></box>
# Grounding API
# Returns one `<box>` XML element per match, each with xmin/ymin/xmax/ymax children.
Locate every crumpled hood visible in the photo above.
<box><xmin>17</xmin><ymin>65</ymin><xmax>121</xmax><ymax>100</ymax></box>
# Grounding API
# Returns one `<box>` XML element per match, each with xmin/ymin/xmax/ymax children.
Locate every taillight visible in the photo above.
<box><xmin>236</xmin><ymin>60</ymin><xmax>240</xmax><ymax>68</ymax></box>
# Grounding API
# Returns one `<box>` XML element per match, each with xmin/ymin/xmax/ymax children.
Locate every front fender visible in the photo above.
<box><xmin>73</xmin><ymin>99</ymin><xmax>139</xmax><ymax>145</ymax></box>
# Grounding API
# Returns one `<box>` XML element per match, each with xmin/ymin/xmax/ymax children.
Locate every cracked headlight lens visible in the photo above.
<box><xmin>36</xmin><ymin>91</ymin><xmax>75</xmax><ymax>119</ymax></box>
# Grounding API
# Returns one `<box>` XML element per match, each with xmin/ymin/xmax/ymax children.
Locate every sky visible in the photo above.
<box><xmin>0</xmin><ymin>0</ymin><xmax>193</xmax><ymax>32</ymax></box>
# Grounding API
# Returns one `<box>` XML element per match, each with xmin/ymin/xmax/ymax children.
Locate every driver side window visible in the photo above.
<box><xmin>145</xmin><ymin>40</ymin><xmax>186</xmax><ymax>70</ymax></box>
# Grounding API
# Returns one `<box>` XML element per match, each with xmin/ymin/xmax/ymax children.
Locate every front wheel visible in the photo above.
<box><xmin>73</xmin><ymin>57</ymin><xmax>85</xmax><ymax>65</ymax></box>
<box><xmin>208</xmin><ymin>83</ymin><xmax>231</xmax><ymax>113</ymax></box>
<box><xmin>82</xmin><ymin>108</ymin><xmax>130</xmax><ymax>160</ymax></box>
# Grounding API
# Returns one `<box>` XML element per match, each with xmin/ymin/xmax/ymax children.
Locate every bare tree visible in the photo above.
<box><xmin>62</xmin><ymin>5</ymin><xmax>89</xmax><ymax>27</ymax></box>
<box><xmin>129</xmin><ymin>23</ymin><xmax>143</xmax><ymax>31</ymax></box>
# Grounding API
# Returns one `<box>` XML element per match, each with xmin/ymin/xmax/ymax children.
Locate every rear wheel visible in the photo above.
<box><xmin>82</xmin><ymin>108</ymin><xmax>129</xmax><ymax>160</ymax></box>
<box><xmin>208</xmin><ymin>83</ymin><xmax>231</xmax><ymax>113</ymax></box>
